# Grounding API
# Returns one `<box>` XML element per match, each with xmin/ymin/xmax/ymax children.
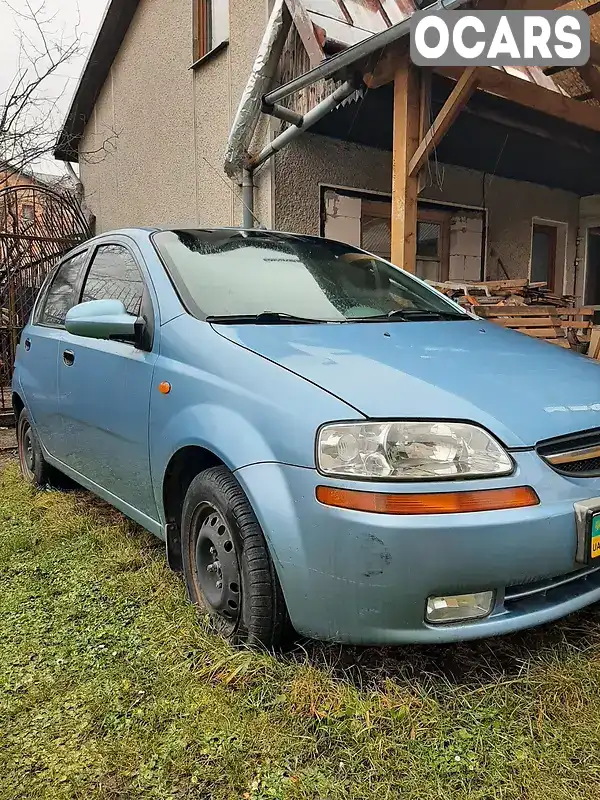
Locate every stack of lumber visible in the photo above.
<box><xmin>472</xmin><ymin>305</ymin><xmax>594</xmax><ymax>351</ymax></box>
<box><xmin>426</xmin><ymin>278</ymin><xmax>600</xmax><ymax>357</ymax></box>
<box><xmin>427</xmin><ymin>278</ymin><xmax>576</xmax><ymax>308</ymax></box>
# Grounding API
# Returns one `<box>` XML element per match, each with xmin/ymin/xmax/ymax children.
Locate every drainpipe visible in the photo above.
<box><xmin>242</xmin><ymin>168</ymin><xmax>255</xmax><ymax>229</ymax></box>
<box><xmin>241</xmin><ymin>79</ymin><xmax>359</xmax><ymax>227</ymax></box>
<box><xmin>249</xmin><ymin>79</ymin><xmax>358</xmax><ymax>171</ymax></box>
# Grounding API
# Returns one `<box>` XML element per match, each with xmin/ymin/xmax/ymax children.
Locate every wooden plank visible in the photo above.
<box><xmin>435</xmin><ymin>65</ymin><xmax>600</xmax><ymax>135</ymax></box>
<box><xmin>469</xmin><ymin>279</ymin><xmax>528</xmax><ymax>290</ymax></box>
<box><xmin>391</xmin><ymin>54</ymin><xmax>420</xmax><ymax>273</ymax></box>
<box><xmin>408</xmin><ymin>67</ymin><xmax>478</xmax><ymax>177</ymax></box>
<box><xmin>495</xmin><ymin>317</ymin><xmax>560</xmax><ymax>328</ymax></box>
<box><xmin>577</xmin><ymin>62</ymin><xmax>600</xmax><ymax>103</ymax></box>
<box><xmin>589</xmin><ymin>327</ymin><xmax>600</xmax><ymax>359</ymax></box>
<box><xmin>474</xmin><ymin>305</ymin><xmax>560</xmax><ymax>317</ymax></box>
<box><xmin>565</xmin><ymin>307</ymin><xmax>596</xmax><ymax>317</ymax></box>
<box><xmin>522</xmin><ymin>328</ymin><xmax>565</xmax><ymax>338</ymax></box>
<box><xmin>559</xmin><ymin>320</ymin><xmax>593</xmax><ymax>329</ymax></box>
<box><xmin>551</xmin><ymin>340</ymin><xmax>572</xmax><ymax>348</ymax></box>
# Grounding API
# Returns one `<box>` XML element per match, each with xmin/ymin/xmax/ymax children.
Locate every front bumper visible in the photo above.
<box><xmin>235</xmin><ymin>451</ymin><xmax>600</xmax><ymax>644</ymax></box>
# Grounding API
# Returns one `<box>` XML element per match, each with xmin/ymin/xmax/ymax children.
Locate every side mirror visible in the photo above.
<box><xmin>65</xmin><ymin>299</ymin><xmax>138</xmax><ymax>342</ymax></box>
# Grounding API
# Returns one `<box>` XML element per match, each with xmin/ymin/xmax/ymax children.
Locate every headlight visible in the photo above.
<box><xmin>316</xmin><ymin>421</ymin><xmax>513</xmax><ymax>480</ymax></box>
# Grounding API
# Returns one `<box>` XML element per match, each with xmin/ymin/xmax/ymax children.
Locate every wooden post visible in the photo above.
<box><xmin>391</xmin><ymin>55</ymin><xmax>420</xmax><ymax>273</ymax></box>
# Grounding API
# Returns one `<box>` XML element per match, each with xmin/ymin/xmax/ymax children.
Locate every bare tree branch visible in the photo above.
<box><xmin>0</xmin><ymin>0</ymin><xmax>83</xmax><ymax>175</ymax></box>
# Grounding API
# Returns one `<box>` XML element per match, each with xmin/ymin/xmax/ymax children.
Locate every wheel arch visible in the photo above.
<box><xmin>12</xmin><ymin>392</ymin><xmax>24</xmax><ymax>423</ymax></box>
<box><xmin>161</xmin><ymin>445</ymin><xmax>227</xmax><ymax>571</ymax></box>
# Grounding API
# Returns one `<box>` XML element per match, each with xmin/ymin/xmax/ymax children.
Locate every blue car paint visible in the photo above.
<box><xmin>214</xmin><ymin>319</ymin><xmax>600</xmax><ymax>447</ymax></box>
<box><xmin>12</xmin><ymin>227</ymin><xmax>600</xmax><ymax>645</ymax></box>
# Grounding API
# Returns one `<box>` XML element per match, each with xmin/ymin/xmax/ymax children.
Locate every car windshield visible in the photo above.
<box><xmin>152</xmin><ymin>229</ymin><xmax>469</xmax><ymax>323</ymax></box>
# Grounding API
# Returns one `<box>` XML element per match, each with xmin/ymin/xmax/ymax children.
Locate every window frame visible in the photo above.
<box><xmin>530</xmin><ymin>222</ymin><xmax>558</xmax><ymax>292</ymax></box>
<box><xmin>192</xmin><ymin>0</ymin><xmax>229</xmax><ymax>66</ymax></box>
<box><xmin>79</xmin><ymin>240</ymin><xmax>155</xmax><ymax>351</ymax></box>
<box><xmin>416</xmin><ymin>208</ymin><xmax>451</xmax><ymax>282</ymax></box>
<box><xmin>34</xmin><ymin>247</ymin><xmax>91</xmax><ymax>329</ymax></box>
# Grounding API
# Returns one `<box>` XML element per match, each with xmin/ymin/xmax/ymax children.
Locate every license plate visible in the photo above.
<box><xmin>591</xmin><ymin>515</ymin><xmax>600</xmax><ymax>559</ymax></box>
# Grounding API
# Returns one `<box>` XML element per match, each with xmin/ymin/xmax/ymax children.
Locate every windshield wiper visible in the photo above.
<box><xmin>206</xmin><ymin>311</ymin><xmax>329</xmax><ymax>325</ymax></box>
<box><xmin>385</xmin><ymin>309</ymin><xmax>468</xmax><ymax>321</ymax></box>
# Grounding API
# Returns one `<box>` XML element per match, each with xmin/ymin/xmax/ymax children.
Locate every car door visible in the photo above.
<box><xmin>15</xmin><ymin>249</ymin><xmax>89</xmax><ymax>455</ymax></box>
<box><xmin>56</xmin><ymin>239</ymin><xmax>159</xmax><ymax>520</ymax></box>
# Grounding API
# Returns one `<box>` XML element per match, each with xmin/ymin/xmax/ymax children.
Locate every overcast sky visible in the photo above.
<box><xmin>0</xmin><ymin>0</ymin><xmax>109</xmax><ymax>174</ymax></box>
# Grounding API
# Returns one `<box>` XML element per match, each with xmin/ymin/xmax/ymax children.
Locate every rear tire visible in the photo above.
<box><xmin>17</xmin><ymin>410</ymin><xmax>62</xmax><ymax>488</ymax></box>
<box><xmin>181</xmin><ymin>466</ymin><xmax>289</xmax><ymax>649</ymax></box>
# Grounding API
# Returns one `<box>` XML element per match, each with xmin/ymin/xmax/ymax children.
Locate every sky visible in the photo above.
<box><xmin>0</xmin><ymin>0</ymin><xmax>109</xmax><ymax>174</ymax></box>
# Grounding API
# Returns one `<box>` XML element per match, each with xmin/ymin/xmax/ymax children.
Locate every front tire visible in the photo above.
<box><xmin>17</xmin><ymin>409</ymin><xmax>58</xmax><ymax>487</ymax></box>
<box><xmin>181</xmin><ymin>466</ymin><xmax>289</xmax><ymax>648</ymax></box>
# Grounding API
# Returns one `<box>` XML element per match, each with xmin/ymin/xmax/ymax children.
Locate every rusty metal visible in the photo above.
<box><xmin>0</xmin><ymin>183</ymin><xmax>91</xmax><ymax>416</ymax></box>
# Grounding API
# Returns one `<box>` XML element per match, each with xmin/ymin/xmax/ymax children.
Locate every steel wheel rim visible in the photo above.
<box><xmin>19</xmin><ymin>421</ymin><xmax>34</xmax><ymax>479</ymax></box>
<box><xmin>191</xmin><ymin>502</ymin><xmax>241</xmax><ymax>628</ymax></box>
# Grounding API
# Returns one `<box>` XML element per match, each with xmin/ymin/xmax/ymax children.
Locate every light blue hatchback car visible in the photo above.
<box><xmin>12</xmin><ymin>227</ymin><xmax>600</xmax><ymax>647</ymax></box>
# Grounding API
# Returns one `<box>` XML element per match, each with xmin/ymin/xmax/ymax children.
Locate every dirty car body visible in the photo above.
<box><xmin>12</xmin><ymin>227</ymin><xmax>600</xmax><ymax>645</ymax></box>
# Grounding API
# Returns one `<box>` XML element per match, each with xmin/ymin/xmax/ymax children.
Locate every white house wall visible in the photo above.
<box><xmin>275</xmin><ymin>133</ymin><xmax>579</xmax><ymax>294</ymax></box>
<box><xmin>79</xmin><ymin>0</ymin><xmax>272</xmax><ymax>232</ymax></box>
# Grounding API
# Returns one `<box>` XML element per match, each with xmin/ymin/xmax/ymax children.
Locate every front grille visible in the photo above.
<box><xmin>558</xmin><ymin>456</ymin><xmax>600</xmax><ymax>475</ymax></box>
<box><xmin>537</xmin><ymin>428</ymin><xmax>600</xmax><ymax>477</ymax></box>
<box><xmin>504</xmin><ymin>564</ymin><xmax>600</xmax><ymax>609</ymax></box>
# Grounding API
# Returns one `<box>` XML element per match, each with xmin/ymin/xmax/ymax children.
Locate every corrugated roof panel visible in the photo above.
<box><xmin>307</xmin><ymin>11</ymin><xmax>374</xmax><ymax>44</ymax></box>
<box><xmin>340</xmin><ymin>0</ymin><xmax>388</xmax><ymax>32</ymax></box>
<box><xmin>304</xmin><ymin>0</ymin><xmax>348</xmax><ymax>22</ymax></box>
<box><xmin>378</xmin><ymin>0</ymin><xmax>417</xmax><ymax>24</ymax></box>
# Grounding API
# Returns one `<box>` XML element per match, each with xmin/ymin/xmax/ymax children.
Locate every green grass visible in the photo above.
<box><xmin>3</xmin><ymin>465</ymin><xmax>600</xmax><ymax>799</ymax></box>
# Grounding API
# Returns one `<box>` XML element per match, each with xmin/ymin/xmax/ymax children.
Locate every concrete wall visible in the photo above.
<box><xmin>275</xmin><ymin>134</ymin><xmax>580</xmax><ymax>294</ymax></box>
<box><xmin>79</xmin><ymin>0</ymin><xmax>272</xmax><ymax>233</ymax></box>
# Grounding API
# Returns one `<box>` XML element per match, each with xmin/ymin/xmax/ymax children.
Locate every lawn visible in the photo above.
<box><xmin>2</xmin><ymin>463</ymin><xmax>600</xmax><ymax>800</ymax></box>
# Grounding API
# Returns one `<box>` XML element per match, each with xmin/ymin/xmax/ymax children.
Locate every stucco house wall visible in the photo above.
<box><xmin>79</xmin><ymin>0</ymin><xmax>272</xmax><ymax>233</ymax></box>
<box><xmin>274</xmin><ymin>133</ymin><xmax>579</xmax><ymax>293</ymax></box>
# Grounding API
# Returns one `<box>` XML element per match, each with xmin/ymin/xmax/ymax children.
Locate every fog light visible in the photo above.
<box><xmin>426</xmin><ymin>591</ymin><xmax>495</xmax><ymax>624</ymax></box>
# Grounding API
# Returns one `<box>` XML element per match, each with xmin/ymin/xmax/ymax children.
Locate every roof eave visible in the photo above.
<box><xmin>54</xmin><ymin>0</ymin><xmax>141</xmax><ymax>162</ymax></box>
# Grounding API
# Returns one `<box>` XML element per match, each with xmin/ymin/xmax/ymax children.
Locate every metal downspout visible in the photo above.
<box><xmin>249</xmin><ymin>80</ymin><xmax>358</xmax><ymax>170</ymax></box>
<box><xmin>242</xmin><ymin>168</ymin><xmax>255</xmax><ymax>229</ymax></box>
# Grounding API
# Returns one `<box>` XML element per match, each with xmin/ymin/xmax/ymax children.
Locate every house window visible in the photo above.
<box><xmin>193</xmin><ymin>0</ymin><xmax>229</xmax><ymax>63</ymax></box>
<box><xmin>22</xmin><ymin>204</ymin><xmax>34</xmax><ymax>223</ymax></box>
<box><xmin>531</xmin><ymin>223</ymin><xmax>557</xmax><ymax>290</ymax></box>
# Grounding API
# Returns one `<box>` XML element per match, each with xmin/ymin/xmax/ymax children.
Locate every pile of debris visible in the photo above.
<box><xmin>426</xmin><ymin>278</ymin><xmax>599</xmax><ymax>358</ymax></box>
<box><xmin>426</xmin><ymin>278</ymin><xmax>575</xmax><ymax>309</ymax></box>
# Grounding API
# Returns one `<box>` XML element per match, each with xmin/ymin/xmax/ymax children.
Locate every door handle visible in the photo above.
<box><xmin>63</xmin><ymin>350</ymin><xmax>75</xmax><ymax>366</ymax></box>
<box><xmin>24</xmin><ymin>338</ymin><xmax>31</xmax><ymax>351</ymax></box>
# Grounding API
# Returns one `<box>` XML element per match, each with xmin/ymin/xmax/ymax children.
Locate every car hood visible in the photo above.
<box><xmin>214</xmin><ymin>319</ymin><xmax>600</xmax><ymax>448</ymax></box>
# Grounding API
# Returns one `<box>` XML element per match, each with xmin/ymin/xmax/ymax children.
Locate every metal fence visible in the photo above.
<box><xmin>0</xmin><ymin>183</ymin><xmax>91</xmax><ymax>413</ymax></box>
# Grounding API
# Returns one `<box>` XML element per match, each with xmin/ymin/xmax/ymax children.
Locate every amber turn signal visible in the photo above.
<box><xmin>158</xmin><ymin>382</ymin><xmax>172</xmax><ymax>395</ymax></box>
<box><xmin>315</xmin><ymin>485</ymin><xmax>539</xmax><ymax>515</ymax></box>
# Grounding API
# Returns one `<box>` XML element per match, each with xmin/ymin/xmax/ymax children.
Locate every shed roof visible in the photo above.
<box><xmin>291</xmin><ymin>0</ymin><xmax>564</xmax><ymax>92</ymax></box>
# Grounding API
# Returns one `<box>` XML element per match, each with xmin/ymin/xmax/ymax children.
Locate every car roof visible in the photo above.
<box><xmin>83</xmin><ymin>227</ymin><xmax>334</xmax><ymax>244</ymax></box>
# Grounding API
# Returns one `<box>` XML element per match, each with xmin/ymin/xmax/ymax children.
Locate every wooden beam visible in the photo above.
<box><xmin>436</xmin><ymin>65</ymin><xmax>600</xmax><ymax>134</ymax></box>
<box><xmin>582</xmin><ymin>0</ymin><xmax>600</xmax><ymax>15</ymax></box>
<box><xmin>408</xmin><ymin>67</ymin><xmax>478</xmax><ymax>178</ymax></box>
<box><xmin>578</xmin><ymin>62</ymin><xmax>600</xmax><ymax>102</ymax></box>
<box><xmin>363</xmin><ymin>40</ymin><xmax>406</xmax><ymax>90</ymax></box>
<box><xmin>589</xmin><ymin>40</ymin><xmax>600</xmax><ymax>65</ymax></box>
<box><xmin>391</xmin><ymin>54</ymin><xmax>420</xmax><ymax>273</ymax></box>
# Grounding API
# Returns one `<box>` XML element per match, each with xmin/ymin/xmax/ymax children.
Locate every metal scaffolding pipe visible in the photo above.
<box><xmin>249</xmin><ymin>80</ymin><xmax>357</xmax><ymax>170</ymax></box>
<box><xmin>262</xmin><ymin>102</ymin><xmax>304</xmax><ymax>127</ymax></box>
<box><xmin>263</xmin><ymin>0</ymin><xmax>469</xmax><ymax>107</ymax></box>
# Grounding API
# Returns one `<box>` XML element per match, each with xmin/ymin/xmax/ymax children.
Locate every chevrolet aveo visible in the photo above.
<box><xmin>12</xmin><ymin>227</ymin><xmax>600</xmax><ymax>647</ymax></box>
